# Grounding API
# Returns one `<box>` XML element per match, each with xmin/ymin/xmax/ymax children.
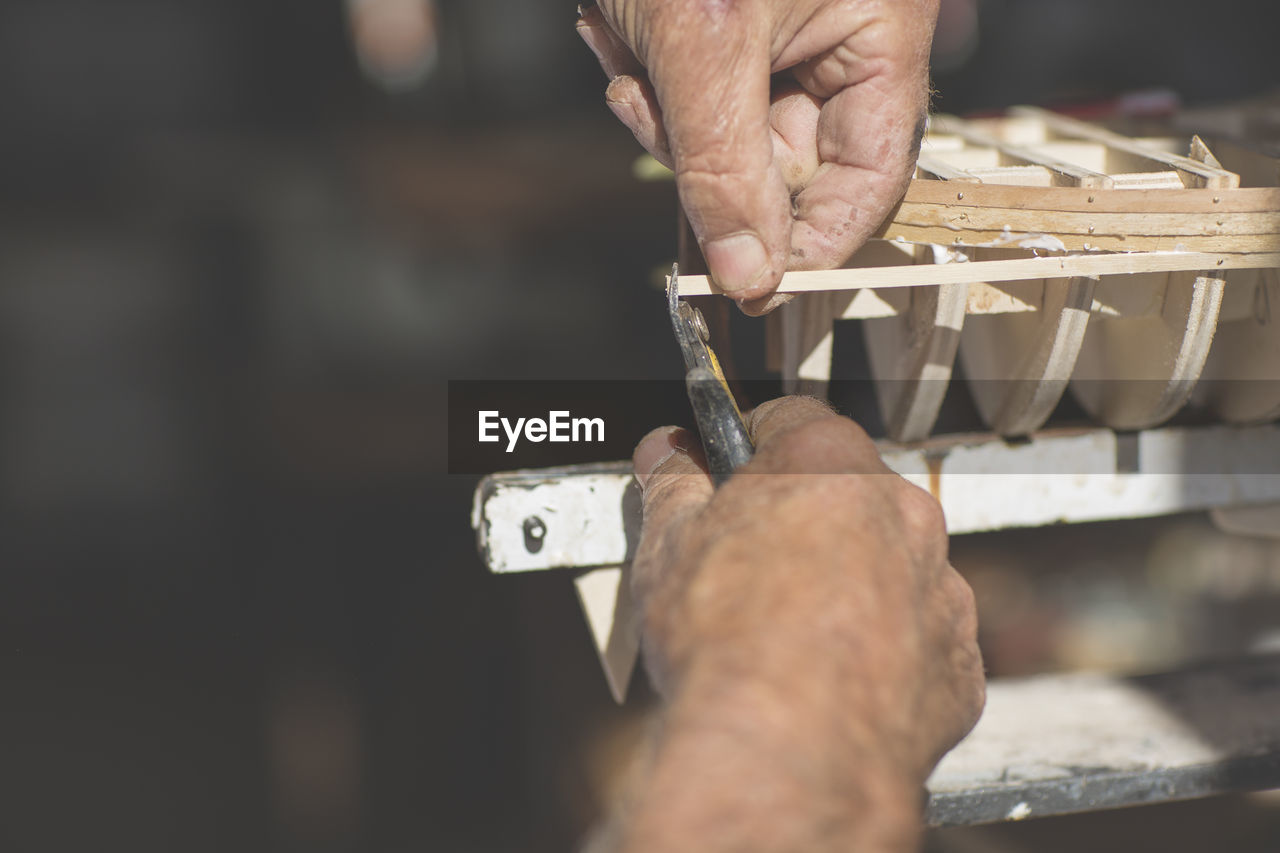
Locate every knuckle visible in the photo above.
<box><xmin>789</xmin><ymin>393</ymin><xmax>841</xmax><ymax>417</ymax></box>
<box><xmin>640</xmin><ymin>470</ymin><xmax>703</xmax><ymax>525</ymax></box>
<box><xmin>942</xmin><ymin>571</ymin><xmax>985</xmax><ymax>722</ymax></box>
<box><xmin>676</xmin><ymin>162</ymin><xmax>753</xmax><ymax>197</ymax></box>
<box><xmin>951</xmin><ymin>572</ymin><xmax>978</xmax><ymax>624</ymax></box>
<box><xmin>794</xmin><ymin>43</ymin><xmax>862</xmax><ymax>97</ymax></box>
<box><xmin>674</xmin><ymin>163</ymin><xmax>769</xmax><ymax>234</ymax></box>
<box><xmin>750</xmin><ymin>393</ymin><xmax>806</xmax><ymax>420</ymax></box>
<box><xmin>745</xmin><ymin>396</ymin><xmax>787</xmax><ymax>429</ymax></box>
<box><xmin>956</xmin><ymin>644</ymin><xmax>987</xmax><ymax>726</ymax></box>
<box><xmin>651</xmin><ymin>0</ymin><xmax>739</xmax><ymax>41</ymax></box>
<box><xmin>676</xmin><ymin>0</ymin><xmax>733</xmax><ymax>27</ymax></box>
<box><xmin>895</xmin><ymin>481</ymin><xmax>947</xmax><ymax>542</ymax></box>
<box><xmin>789</xmin><ymin>416</ymin><xmax>870</xmax><ymax>458</ymax></box>
<box><xmin>749</xmin><ymin>404</ymin><xmax>886</xmax><ymax>478</ymax></box>
<box><xmin>639</xmin><ymin>469</ymin><xmax>684</xmax><ymax>510</ymax></box>
<box><xmin>948</xmin><ymin>573</ymin><xmax>980</xmax><ymax>641</ymax></box>
<box><xmin>749</xmin><ymin>393</ymin><xmax>835</xmax><ymax>432</ymax></box>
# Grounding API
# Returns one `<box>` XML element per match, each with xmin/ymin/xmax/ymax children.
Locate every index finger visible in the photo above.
<box><xmin>746</xmin><ymin>395</ymin><xmax>888</xmax><ymax>475</ymax></box>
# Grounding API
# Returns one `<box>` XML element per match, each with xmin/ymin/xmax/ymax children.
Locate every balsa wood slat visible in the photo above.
<box><xmin>898</xmin><ymin>181</ymin><xmax>1280</xmax><ymax>213</ymax></box>
<box><xmin>673</xmin><ymin>251</ymin><xmax>1280</xmax><ymax>295</ymax></box>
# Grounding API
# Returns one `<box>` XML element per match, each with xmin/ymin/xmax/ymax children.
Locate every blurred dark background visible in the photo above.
<box><xmin>1</xmin><ymin>1</ymin><xmax>1279</xmax><ymax>850</ymax></box>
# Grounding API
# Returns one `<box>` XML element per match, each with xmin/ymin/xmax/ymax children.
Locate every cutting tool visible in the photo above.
<box><xmin>667</xmin><ymin>264</ymin><xmax>754</xmax><ymax>483</ymax></box>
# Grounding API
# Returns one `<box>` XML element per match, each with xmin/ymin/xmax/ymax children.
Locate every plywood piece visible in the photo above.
<box><xmin>764</xmin><ymin>310</ymin><xmax>783</xmax><ymax>372</ymax></box>
<box><xmin>780</xmin><ymin>240</ymin><xmax>918</xmax><ymax>398</ymax></box>
<box><xmin>1197</xmin><ymin>268</ymin><xmax>1280</xmax><ymax>424</ymax></box>
<box><xmin>863</xmin><ymin>246</ymin><xmax>968</xmax><ymax>442</ymax></box>
<box><xmin>961</xmin><ymin>282</ymin><xmax>1039</xmax><ymax>316</ymax></box>
<box><xmin>575</xmin><ymin>566</ymin><xmax>641</xmax><ymax>704</ymax></box>
<box><xmin>960</xmin><ymin>274</ymin><xmax>1095</xmax><ymax>436</ymax></box>
<box><xmin>779</xmin><ymin>290</ymin><xmax>851</xmax><ymax>398</ymax></box>
<box><xmin>1070</xmin><ymin>270</ymin><xmax>1225</xmax><ymax>429</ymax></box>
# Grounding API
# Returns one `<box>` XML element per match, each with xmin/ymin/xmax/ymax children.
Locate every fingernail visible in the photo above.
<box><xmin>704</xmin><ymin>233</ymin><xmax>769</xmax><ymax>295</ymax></box>
<box><xmin>605</xmin><ymin>90</ymin><xmax>639</xmax><ymax>131</ymax></box>
<box><xmin>736</xmin><ymin>291</ymin><xmax>794</xmax><ymax>316</ymax></box>
<box><xmin>634</xmin><ymin>426</ymin><xmax>683</xmax><ymax>491</ymax></box>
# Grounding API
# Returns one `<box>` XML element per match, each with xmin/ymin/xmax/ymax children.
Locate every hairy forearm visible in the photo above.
<box><xmin>625</xmin><ymin>527</ymin><xmax>930</xmax><ymax>852</ymax></box>
<box><xmin>622</xmin><ymin>650</ymin><xmax>922</xmax><ymax>853</ymax></box>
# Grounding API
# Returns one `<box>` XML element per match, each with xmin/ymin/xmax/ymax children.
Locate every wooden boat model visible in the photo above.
<box><xmin>674</xmin><ymin>105</ymin><xmax>1280</xmax><ymax>440</ymax></box>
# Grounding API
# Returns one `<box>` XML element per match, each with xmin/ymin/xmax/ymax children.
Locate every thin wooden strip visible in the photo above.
<box><xmin>1022</xmin><ymin>140</ymin><xmax>1112</xmax><ymax>171</ymax></box>
<box><xmin>890</xmin><ymin>204</ymin><xmax>1280</xmax><ymax>238</ymax></box>
<box><xmin>929</xmin><ymin>114</ymin><xmax>1115</xmax><ymax>188</ymax></box>
<box><xmin>881</xmin><ymin>226</ymin><xmax>1280</xmax><ymax>255</ymax></box>
<box><xmin>1011</xmin><ymin>106</ymin><xmax>1240</xmax><ymax>189</ymax></box>
<box><xmin>916</xmin><ymin>151</ymin><xmax>982</xmax><ymax>183</ymax></box>
<box><xmin>779</xmin><ymin>291</ymin><xmax>851</xmax><ymax>397</ymax></box>
<box><xmin>900</xmin><ymin>180</ymin><xmax>1280</xmax><ymax>214</ymax></box>
<box><xmin>962</xmin><ymin>165</ymin><xmax>1056</xmax><ymax>186</ymax></box>
<box><xmin>673</xmin><ymin>251</ymin><xmax>1280</xmax><ymax>296</ymax></box>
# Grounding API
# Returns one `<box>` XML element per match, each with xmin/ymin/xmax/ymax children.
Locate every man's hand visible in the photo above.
<box><xmin>577</xmin><ymin>0</ymin><xmax>938</xmax><ymax>313</ymax></box>
<box><xmin>619</xmin><ymin>397</ymin><xmax>983</xmax><ymax>851</ymax></box>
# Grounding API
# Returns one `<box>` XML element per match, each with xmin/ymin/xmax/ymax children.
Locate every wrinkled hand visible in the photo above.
<box><xmin>620</xmin><ymin>397</ymin><xmax>983</xmax><ymax>851</ymax></box>
<box><xmin>578</xmin><ymin>0</ymin><xmax>938</xmax><ymax>313</ymax></box>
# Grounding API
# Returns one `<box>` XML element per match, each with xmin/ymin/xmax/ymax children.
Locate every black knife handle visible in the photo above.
<box><xmin>685</xmin><ymin>366</ymin><xmax>754</xmax><ymax>486</ymax></box>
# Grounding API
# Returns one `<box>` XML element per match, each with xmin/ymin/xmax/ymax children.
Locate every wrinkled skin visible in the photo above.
<box><xmin>617</xmin><ymin>397</ymin><xmax>984</xmax><ymax>852</ymax></box>
<box><xmin>578</xmin><ymin>0</ymin><xmax>938</xmax><ymax>313</ymax></box>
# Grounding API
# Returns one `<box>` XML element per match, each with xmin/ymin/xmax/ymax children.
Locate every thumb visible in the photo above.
<box><xmin>645</xmin><ymin>8</ymin><xmax>790</xmax><ymax>300</ymax></box>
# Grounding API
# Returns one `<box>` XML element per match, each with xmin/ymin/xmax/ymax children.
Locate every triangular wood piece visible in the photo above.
<box><xmin>574</xmin><ymin>566</ymin><xmax>642</xmax><ymax>704</ymax></box>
